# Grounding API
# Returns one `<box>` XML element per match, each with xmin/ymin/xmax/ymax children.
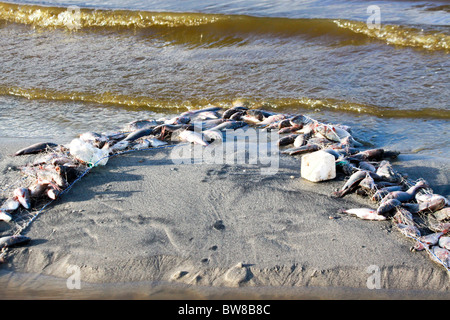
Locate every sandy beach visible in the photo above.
<box><xmin>0</xmin><ymin>135</ymin><xmax>449</xmax><ymax>300</ymax></box>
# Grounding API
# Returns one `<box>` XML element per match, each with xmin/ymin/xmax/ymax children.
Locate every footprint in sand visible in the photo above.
<box><xmin>224</xmin><ymin>262</ymin><xmax>250</xmax><ymax>287</ymax></box>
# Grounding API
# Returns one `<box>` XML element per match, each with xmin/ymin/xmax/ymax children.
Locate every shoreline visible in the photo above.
<box><xmin>0</xmin><ymin>136</ymin><xmax>449</xmax><ymax>298</ymax></box>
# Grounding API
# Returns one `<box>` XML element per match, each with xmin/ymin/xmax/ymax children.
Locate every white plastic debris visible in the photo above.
<box><xmin>301</xmin><ymin>150</ymin><xmax>336</xmax><ymax>182</ymax></box>
<box><xmin>68</xmin><ymin>138</ymin><xmax>109</xmax><ymax>166</ymax></box>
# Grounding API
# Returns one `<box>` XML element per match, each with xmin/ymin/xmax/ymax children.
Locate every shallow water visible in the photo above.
<box><xmin>0</xmin><ymin>0</ymin><xmax>448</xmax><ymax>159</ymax></box>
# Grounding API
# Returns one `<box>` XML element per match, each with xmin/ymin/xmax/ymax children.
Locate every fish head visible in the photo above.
<box><xmin>13</xmin><ymin>188</ymin><xmax>31</xmax><ymax>209</ymax></box>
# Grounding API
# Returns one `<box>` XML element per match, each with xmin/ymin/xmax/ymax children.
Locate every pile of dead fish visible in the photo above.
<box><xmin>0</xmin><ymin>103</ymin><xmax>449</xmax><ymax>270</ymax></box>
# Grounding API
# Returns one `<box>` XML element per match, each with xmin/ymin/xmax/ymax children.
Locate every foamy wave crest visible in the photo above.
<box><xmin>1</xmin><ymin>86</ymin><xmax>449</xmax><ymax>120</ymax></box>
<box><xmin>334</xmin><ymin>19</ymin><xmax>449</xmax><ymax>51</ymax></box>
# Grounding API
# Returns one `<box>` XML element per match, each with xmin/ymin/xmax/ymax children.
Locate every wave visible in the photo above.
<box><xmin>0</xmin><ymin>2</ymin><xmax>449</xmax><ymax>51</ymax></box>
<box><xmin>1</xmin><ymin>86</ymin><xmax>449</xmax><ymax>120</ymax></box>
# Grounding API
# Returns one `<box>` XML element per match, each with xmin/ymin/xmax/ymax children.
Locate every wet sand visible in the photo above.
<box><xmin>0</xmin><ymin>136</ymin><xmax>449</xmax><ymax>299</ymax></box>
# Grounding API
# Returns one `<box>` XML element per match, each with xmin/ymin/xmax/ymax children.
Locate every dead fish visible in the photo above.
<box><xmin>278</xmin><ymin>134</ymin><xmax>299</xmax><ymax>146</ymax></box>
<box><xmin>108</xmin><ymin>140</ymin><xmax>129</xmax><ymax>153</ymax></box>
<box><xmin>147</xmin><ymin>136</ymin><xmax>168</xmax><ymax>147</ymax></box>
<box><xmin>438</xmin><ymin>236</ymin><xmax>450</xmax><ymax>250</ymax></box>
<box><xmin>331</xmin><ymin>170</ymin><xmax>367</xmax><ymax>198</ymax></box>
<box><xmin>377</xmin><ymin>199</ymin><xmax>401</xmax><ymax>215</ymax></box>
<box><xmin>202</xmin><ymin>130</ymin><xmax>223</xmax><ymax>142</ymax></box>
<box><xmin>340</xmin><ymin>208</ymin><xmax>386</xmax><ymax>221</ymax></box>
<box><xmin>0</xmin><ymin>235</ymin><xmax>30</xmax><ymax>248</ymax></box>
<box><xmin>314</xmin><ymin>124</ymin><xmax>341</xmax><ymax>142</ymax></box>
<box><xmin>180</xmin><ymin>106</ymin><xmax>222</xmax><ymax>119</ymax></box>
<box><xmin>376</xmin><ymin>160</ymin><xmax>401</xmax><ymax>183</ymax></box>
<box><xmin>46</xmin><ymin>185</ymin><xmax>61</xmax><ymax>200</ymax></box>
<box><xmin>401</xmin><ymin>203</ymin><xmax>420</xmax><ymax>214</ymax></box>
<box><xmin>380</xmin><ymin>180</ymin><xmax>429</xmax><ymax>204</ymax></box>
<box><xmin>416</xmin><ymin>193</ymin><xmax>448</xmax><ymax>204</ymax></box>
<box><xmin>428</xmin><ymin>221</ymin><xmax>450</xmax><ymax>233</ymax></box>
<box><xmin>164</xmin><ymin>115</ymin><xmax>191</xmax><ymax>125</ymax></box>
<box><xmin>335</xmin><ymin>159</ymin><xmax>358</xmax><ymax>176</ymax></box>
<box><xmin>395</xmin><ymin>223</ymin><xmax>421</xmax><ymax>238</ymax></box>
<box><xmin>246</xmin><ymin>109</ymin><xmax>275</xmax><ymax>119</ymax></box>
<box><xmin>29</xmin><ymin>181</ymin><xmax>50</xmax><ymax>198</ymax></box>
<box><xmin>359</xmin><ymin>161</ymin><xmax>376</xmax><ymax>173</ymax></box>
<box><xmin>178</xmin><ymin>130</ymin><xmax>208</xmax><ymax>146</ymax></box>
<box><xmin>278</xmin><ymin>125</ymin><xmax>302</xmax><ymax>134</ymax></box>
<box><xmin>297</xmin><ymin>122</ymin><xmax>316</xmax><ymax>135</ymax></box>
<box><xmin>393</xmin><ymin>207</ymin><xmax>414</xmax><ymax>226</ymax></box>
<box><xmin>133</xmin><ymin>139</ymin><xmax>150</xmax><ymax>150</ymax></box>
<box><xmin>209</xmin><ymin>121</ymin><xmax>247</xmax><ymax>131</ymax></box>
<box><xmin>123</xmin><ymin>127</ymin><xmax>154</xmax><ymax>142</ymax></box>
<box><xmin>289</xmin><ymin>115</ymin><xmax>311</xmax><ymax>127</ymax></box>
<box><xmin>229</xmin><ymin>111</ymin><xmax>245</xmax><ymax>121</ymax></box>
<box><xmin>103</xmin><ymin>131</ymin><xmax>128</xmax><ymax>142</ymax></box>
<box><xmin>418</xmin><ymin>195</ymin><xmax>448</xmax><ymax>213</ymax></box>
<box><xmin>241</xmin><ymin>109</ymin><xmax>267</xmax><ymax>124</ymax></box>
<box><xmin>293</xmin><ymin>134</ymin><xmax>309</xmax><ymax>148</ymax></box>
<box><xmin>282</xmin><ymin>144</ymin><xmax>320</xmax><ymax>156</ymax></box>
<box><xmin>371</xmin><ymin>186</ymin><xmax>403</xmax><ymax>202</ymax></box>
<box><xmin>347</xmin><ymin>148</ymin><xmax>385</xmax><ymax>162</ymax></box>
<box><xmin>36</xmin><ymin>166</ymin><xmax>67</xmax><ymax>188</ymax></box>
<box><xmin>32</xmin><ymin>153</ymin><xmax>59</xmax><ymax>166</ymax></box>
<box><xmin>433</xmin><ymin>207</ymin><xmax>450</xmax><ymax>221</ymax></box>
<box><xmin>14</xmin><ymin>142</ymin><xmax>58</xmax><ymax>156</ymax></box>
<box><xmin>278</xmin><ymin>119</ymin><xmax>293</xmax><ymax>129</ymax></box>
<box><xmin>222</xmin><ymin>106</ymin><xmax>248</xmax><ymax>119</ymax></box>
<box><xmin>122</xmin><ymin>119</ymin><xmax>158</xmax><ymax>132</ymax></box>
<box><xmin>1</xmin><ymin>198</ymin><xmax>20</xmax><ymax>212</ymax></box>
<box><xmin>413</xmin><ymin>231</ymin><xmax>447</xmax><ymax>251</ymax></box>
<box><xmin>359</xmin><ymin>173</ymin><xmax>376</xmax><ymax>192</ymax></box>
<box><xmin>428</xmin><ymin>246</ymin><xmax>450</xmax><ymax>268</ymax></box>
<box><xmin>0</xmin><ymin>210</ymin><xmax>12</xmax><ymax>222</ymax></box>
<box><xmin>322</xmin><ymin>148</ymin><xmax>342</xmax><ymax>160</ymax></box>
<box><xmin>79</xmin><ymin>132</ymin><xmax>107</xmax><ymax>149</ymax></box>
<box><xmin>13</xmin><ymin>187</ymin><xmax>31</xmax><ymax>209</ymax></box>
<box><xmin>374</xmin><ymin>181</ymin><xmax>400</xmax><ymax>188</ymax></box>
<box><xmin>257</xmin><ymin>114</ymin><xmax>287</xmax><ymax>127</ymax></box>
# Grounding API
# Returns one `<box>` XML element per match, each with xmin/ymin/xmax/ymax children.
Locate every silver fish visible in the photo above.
<box><xmin>122</xmin><ymin>119</ymin><xmax>158</xmax><ymax>132</ymax></box>
<box><xmin>433</xmin><ymin>207</ymin><xmax>450</xmax><ymax>222</ymax></box>
<box><xmin>359</xmin><ymin>161</ymin><xmax>376</xmax><ymax>173</ymax></box>
<box><xmin>376</xmin><ymin>160</ymin><xmax>401</xmax><ymax>183</ymax></box>
<box><xmin>331</xmin><ymin>170</ymin><xmax>367</xmax><ymax>198</ymax></box>
<box><xmin>371</xmin><ymin>186</ymin><xmax>403</xmax><ymax>202</ymax></box>
<box><xmin>380</xmin><ymin>180</ymin><xmax>428</xmax><ymax>204</ymax></box>
<box><xmin>377</xmin><ymin>199</ymin><xmax>401</xmax><ymax>215</ymax></box>
<box><xmin>314</xmin><ymin>124</ymin><xmax>341</xmax><ymax>142</ymax></box>
<box><xmin>178</xmin><ymin>130</ymin><xmax>208</xmax><ymax>146</ymax></box>
<box><xmin>147</xmin><ymin>136</ymin><xmax>168</xmax><ymax>147</ymax></box>
<box><xmin>413</xmin><ymin>231</ymin><xmax>446</xmax><ymax>251</ymax></box>
<box><xmin>0</xmin><ymin>210</ymin><xmax>12</xmax><ymax>223</ymax></box>
<box><xmin>202</xmin><ymin>130</ymin><xmax>223</xmax><ymax>142</ymax></box>
<box><xmin>359</xmin><ymin>173</ymin><xmax>376</xmax><ymax>192</ymax></box>
<box><xmin>108</xmin><ymin>140</ymin><xmax>130</xmax><ymax>153</ymax></box>
<box><xmin>418</xmin><ymin>195</ymin><xmax>448</xmax><ymax>213</ymax></box>
<box><xmin>340</xmin><ymin>208</ymin><xmax>386</xmax><ymax>221</ymax></box>
<box><xmin>13</xmin><ymin>187</ymin><xmax>31</xmax><ymax>209</ymax></box>
<box><xmin>14</xmin><ymin>142</ymin><xmax>58</xmax><ymax>156</ymax></box>
<box><xmin>293</xmin><ymin>134</ymin><xmax>308</xmax><ymax>148</ymax></box>
<box><xmin>438</xmin><ymin>236</ymin><xmax>450</xmax><ymax>250</ymax></box>
<box><xmin>1</xmin><ymin>198</ymin><xmax>20</xmax><ymax>212</ymax></box>
<box><xmin>0</xmin><ymin>235</ymin><xmax>30</xmax><ymax>248</ymax></box>
<box><xmin>428</xmin><ymin>246</ymin><xmax>450</xmax><ymax>268</ymax></box>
